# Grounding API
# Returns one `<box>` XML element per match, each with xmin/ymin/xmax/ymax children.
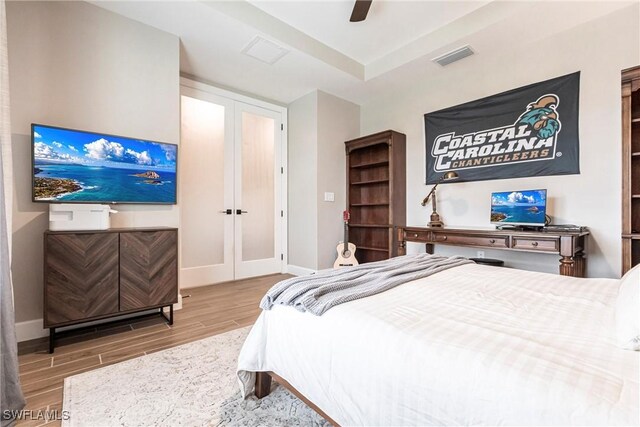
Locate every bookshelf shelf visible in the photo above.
<box><xmin>358</xmin><ymin>246</ymin><xmax>389</xmax><ymax>253</ymax></box>
<box><xmin>349</xmin><ymin>224</ymin><xmax>392</xmax><ymax>228</ymax></box>
<box><xmin>351</xmin><ymin>179</ymin><xmax>389</xmax><ymax>186</ymax></box>
<box><xmin>350</xmin><ymin>160</ymin><xmax>389</xmax><ymax>169</ymax></box>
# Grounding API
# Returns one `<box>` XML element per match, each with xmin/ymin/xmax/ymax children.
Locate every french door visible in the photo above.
<box><xmin>180</xmin><ymin>86</ymin><xmax>284</xmax><ymax>286</ymax></box>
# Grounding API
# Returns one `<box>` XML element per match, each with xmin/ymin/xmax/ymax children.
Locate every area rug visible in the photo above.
<box><xmin>62</xmin><ymin>326</ymin><xmax>328</xmax><ymax>427</ymax></box>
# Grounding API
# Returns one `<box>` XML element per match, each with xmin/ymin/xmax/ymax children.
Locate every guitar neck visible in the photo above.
<box><xmin>343</xmin><ymin>222</ymin><xmax>349</xmax><ymax>251</ymax></box>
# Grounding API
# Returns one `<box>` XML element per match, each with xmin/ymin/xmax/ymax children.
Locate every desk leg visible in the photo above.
<box><xmin>396</xmin><ymin>228</ymin><xmax>406</xmax><ymax>256</ymax></box>
<box><xmin>574</xmin><ymin>252</ymin><xmax>586</xmax><ymax>277</ymax></box>
<box><xmin>398</xmin><ymin>242</ymin><xmax>406</xmax><ymax>256</ymax></box>
<box><xmin>426</xmin><ymin>243</ymin><xmax>434</xmax><ymax>255</ymax></box>
<box><xmin>559</xmin><ymin>252</ymin><xmax>585</xmax><ymax>277</ymax></box>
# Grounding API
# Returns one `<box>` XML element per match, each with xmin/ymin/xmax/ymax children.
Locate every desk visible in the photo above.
<box><xmin>397</xmin><ymin>226</ymin><xmax>589</xmax><ymax>277</ymax></box>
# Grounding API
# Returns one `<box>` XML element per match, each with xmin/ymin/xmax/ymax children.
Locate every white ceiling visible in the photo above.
<box><xmin>90</xmin><ymin>1</ymin><xmax>636</xmax><ymax>105</ymax></box>
<box><xmin>249</xmin><ymin>1</ymin><xmax>489</xmax><ymax>64</ymax></box>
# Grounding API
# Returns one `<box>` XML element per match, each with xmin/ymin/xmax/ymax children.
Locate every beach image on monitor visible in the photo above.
<box><xmin>33</xmin><ymin>125</ymin><xmax>177</xmax><ymax>204</ymax></box>
<box><xmin>490</xmin><ymin>190</ymin><xmax>546</xmax><ymax>225</ymax></box>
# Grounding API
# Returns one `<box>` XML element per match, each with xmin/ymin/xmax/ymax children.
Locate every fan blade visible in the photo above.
<box><xmin>350</xmin><ymin>0</ymin><xmax>372</xmax><ymax>22</ymax></box>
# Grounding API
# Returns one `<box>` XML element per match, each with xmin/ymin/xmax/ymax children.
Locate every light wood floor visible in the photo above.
<box><xmin>15</xmin><ymin>273</ymin><xmax>290</xmax><ymax>427</ymax></box>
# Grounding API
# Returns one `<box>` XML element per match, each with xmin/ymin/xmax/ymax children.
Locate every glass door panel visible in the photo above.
<box><xmin>234</xmin><ymin>103</ymin><xmax>282</xmax><ymax>278</ymax></box>
<box><xmin>180</xmin><ymin>91</ymin><xmax>234</xmax><ymax>285</ymax></box>
<box><xmin>241</xmin><ymin>111</ymin><xmax>275</xmax><ymax>261</ymax></box>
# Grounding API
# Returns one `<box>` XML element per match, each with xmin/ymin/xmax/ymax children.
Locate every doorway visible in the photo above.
<box><xmin>179</xmin><ymin>81</ymin><xmax>286</xmax><ymax>286</ymax></box>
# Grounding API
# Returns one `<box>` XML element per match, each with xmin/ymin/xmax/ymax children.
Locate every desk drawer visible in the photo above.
<box><xmin>432</xmin><ymin>233</ymin><xmax>508</xmax><ymax>248</ymax></box>
<box><xmin>512</xmin><ymin>237</ymin><xmax>558</xmax><ymax>252</ymax></box>
<box><xmin>404</xmin><ymin>229</ymin><xmax>431</xmax><ymax>242</ymax></box>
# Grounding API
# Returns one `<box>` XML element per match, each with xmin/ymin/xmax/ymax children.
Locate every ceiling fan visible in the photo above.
<box><xmin>350</xmin><ymin>0</ymin><xmax>372</xmax><ymax>22</ymax></box>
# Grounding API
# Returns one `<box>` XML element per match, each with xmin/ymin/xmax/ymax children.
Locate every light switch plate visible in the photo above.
<box><xmin>324</xmin><ymin>192</ymin><xmax>335</xmax><ymax>202</ymax></box>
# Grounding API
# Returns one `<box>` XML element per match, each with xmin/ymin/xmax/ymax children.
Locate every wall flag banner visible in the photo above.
<box><xmin>425</xmin><ymin>72</ymin><xmax>580</xmax><ymax>184</ymax></box>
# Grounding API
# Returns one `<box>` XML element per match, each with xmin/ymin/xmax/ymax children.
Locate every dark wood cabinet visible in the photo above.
<box><xmin>622</xmin><ymin>66</ymin><xmax>640</xmax><ymax>274</ymax></box>
<box><xmin>44</xmin><ymin>227</ymin><xmax>178</xmax><ymax>352</ymax></box>
<box><xmin>44</xmin><ymin>233</ymin><xmax>119</xmax><ymax>325</ymax></box>
<box><xmin>345</xmin><ymin>130</ymin><xmax>406</xmax><ymax>263</ymax></box>
<box><xmin>120</xmin><ymin>231</ymin><xmax>178</xmax><ymax>311</ymax></box>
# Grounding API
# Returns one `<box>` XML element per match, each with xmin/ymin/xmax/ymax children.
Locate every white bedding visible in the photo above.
<box><xmin>237</xmin><ymin>264</ymin><xmax>639</xmax><ymax>426</ymax></box>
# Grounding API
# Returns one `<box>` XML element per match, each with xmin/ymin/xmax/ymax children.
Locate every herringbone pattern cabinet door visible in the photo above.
<box><xmin>45</xmin><ymin>233</ymin><xmax>119</xmax><ymax>326</ymax></box>
<box><xmin>120</xmin><ymin>231</ymin><xmax>178</xmax><ymax>311</ymax></box>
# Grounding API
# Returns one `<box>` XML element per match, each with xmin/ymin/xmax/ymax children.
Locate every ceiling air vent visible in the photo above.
<box><xmin>432</xmin><ymin>45</ymin><xmax>474</xmax><ymax>66</ymax></box>
<box><xmin>241</xmin><ymin>36</ymin><xmax>290</xmax><ymax>65</ymax></box>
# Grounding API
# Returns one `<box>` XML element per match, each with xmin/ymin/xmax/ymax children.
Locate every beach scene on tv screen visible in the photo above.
<box><xmin>33</xmin><ymin>125</ymin><xmax>177</xmax><ymax>203</ymax></box>
<box><xmin>490</xmin><ymin>190</ymin><xmax>546</xmax><ymax>224</ymax></box>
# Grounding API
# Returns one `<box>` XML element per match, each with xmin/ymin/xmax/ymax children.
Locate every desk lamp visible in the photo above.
<box><xmin>421</xmin><ymin>171</ymin><xmax>459</xmax><ymax>227</ymax></box>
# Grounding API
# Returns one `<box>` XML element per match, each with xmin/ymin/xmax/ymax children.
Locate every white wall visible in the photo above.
<box><xmin>7</xmin><ymin>1</ymin><xmax>180</xmax><ymax>328</ymax></box>
<box><xmin>288</xmin><ymin>91</ymin><xmax>318</xmax><ymax>269</ymax></box>
<box><xmin>317</xmin><ymin>91</ymin><xmax>360</xmax><ymax>269</ymax></box>
<box><xmin>360</xmin><ymin>5</ymin><xmax>640</xmax><ymax>278</ymax></box>
<box><xmin>288</xmin><ymin>90</ymin><xmax>360</xmax><ymax>271</ymax></box>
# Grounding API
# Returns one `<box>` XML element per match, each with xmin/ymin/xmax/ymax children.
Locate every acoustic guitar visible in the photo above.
<box><xmin>333</xmin><ymin>210</ymin><xmax>359</xmax><ymax>268</ymax></box>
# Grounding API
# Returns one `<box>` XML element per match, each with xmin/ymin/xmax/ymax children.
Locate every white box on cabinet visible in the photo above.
<box><xmin>49</xmin><ymin>204</ymin><xmax>116</xmax><ymax>231</ymax></box>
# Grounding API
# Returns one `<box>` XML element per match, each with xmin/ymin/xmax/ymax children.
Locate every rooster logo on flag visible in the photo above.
<box><xmin>517</xmin><ymin>95</ymin><xmax>561</xmax><ymax>139</ymax></box>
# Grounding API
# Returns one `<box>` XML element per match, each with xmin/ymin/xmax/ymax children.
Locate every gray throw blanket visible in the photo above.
<box><xmin>260</xmin><ymin>253</ymin><xmax>473</xmax><ymax>315</ymax></box>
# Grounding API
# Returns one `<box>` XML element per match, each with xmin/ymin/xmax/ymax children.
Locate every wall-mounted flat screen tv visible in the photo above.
<box><xmin>32</xmin><ymin>124</ymin><xmax>177</xmax><ymax>204</ymax></box>
<box><xmin>490</xmin><ymin>189</ymin><xmax>547</xmax><ymax>226</ymax></box>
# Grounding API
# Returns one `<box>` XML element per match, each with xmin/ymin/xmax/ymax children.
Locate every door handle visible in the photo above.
<box><xmin>219</xmin><ymin>209</ymin><xmax>232</xmax><ymax>215</ymax></box>
<box><xmin>236</xmin><ymin>209</ymin><xmax>248</xmax><ymax>215</ymax></box>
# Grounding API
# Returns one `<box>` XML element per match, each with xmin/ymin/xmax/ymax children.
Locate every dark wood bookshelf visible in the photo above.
<box><xmin>346</xmin><ymin>130</ymin><xmax>406</xmax><ymax>264</ymax></box>
<box><xmin>622</xmin><ymin>66</ymin><xmax>640</xmax><ymax>274</ymax></box>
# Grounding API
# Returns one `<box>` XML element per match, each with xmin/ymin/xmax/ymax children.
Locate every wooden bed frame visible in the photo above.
<box><xmin>254</xmin><ymin>371</ymin><xmax>340</xmax><ymax>426</ymax></box>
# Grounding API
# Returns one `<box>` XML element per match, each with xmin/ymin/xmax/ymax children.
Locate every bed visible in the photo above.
<box><xmin>237</xmin><ymin>262</ymin><xmax>639</xmax><ymax>426</ymax></box>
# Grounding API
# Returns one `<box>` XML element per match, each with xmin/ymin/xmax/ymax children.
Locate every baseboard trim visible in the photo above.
<box><xmin>16</xmin><ymin>294</ymin><xmax>184</xmax><ymax>343</ymax></box>
<box><xmin>286</xmin><ymin>264</ymin><xmax>316</xmax><ymax>276</ymax></box>
<box><xmin>15</xmin><ymin>318</ymin><xmax>48</xmax><ymax>342</ymax></box>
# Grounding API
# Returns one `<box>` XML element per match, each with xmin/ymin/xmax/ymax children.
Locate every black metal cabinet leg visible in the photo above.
<box><xmin>49</xmin><ymin>328</ymin><xmax>55</xmax><ymax>354</ymax></box>
<box><xmin>159</xmin><ymin>305</ymin><xmax>174</xmax><ymax>326</ymax></box>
